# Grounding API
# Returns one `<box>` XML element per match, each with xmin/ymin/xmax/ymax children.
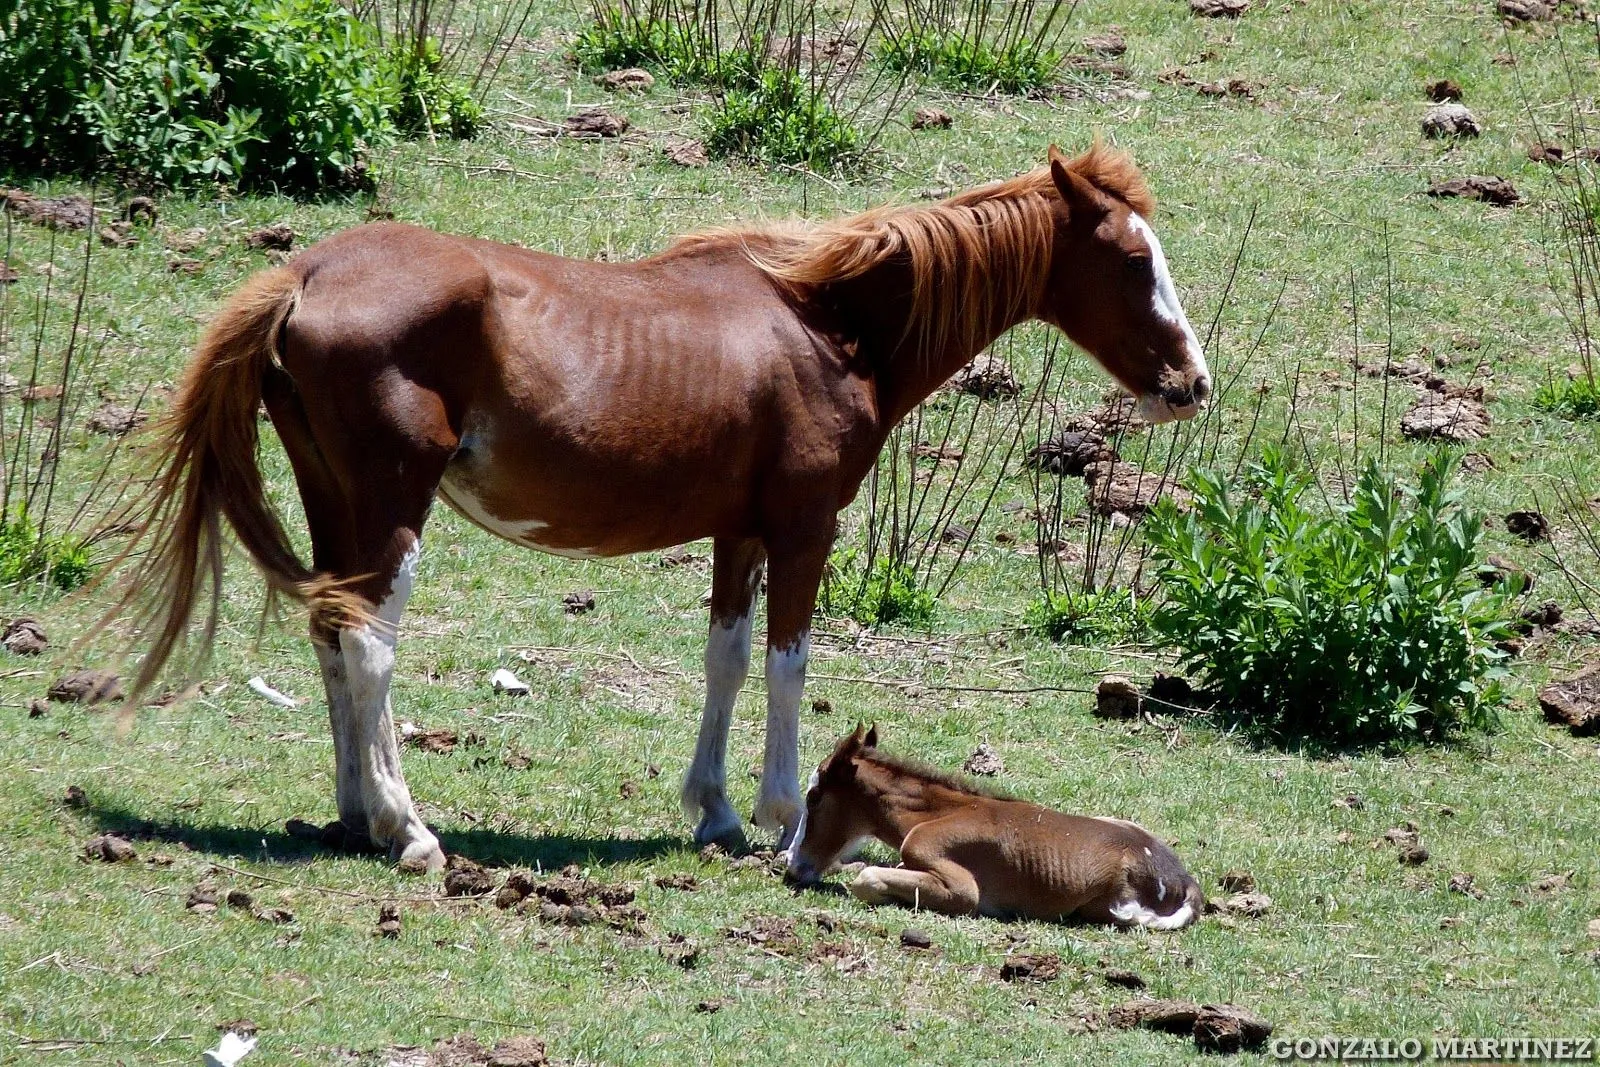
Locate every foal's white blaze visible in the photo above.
<box><xmin>782</xmin><ymin>768</ymin><xmax>820</xmax><ymax>874</ymax></box>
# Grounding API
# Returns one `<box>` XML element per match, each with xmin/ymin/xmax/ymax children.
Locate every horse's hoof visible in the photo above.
<box><xmin>694</xmin><ymin>813</ymin><xmax>748</xmax><ymax>854</ymax></box>
<box><xmin>394</xmin><ymin>834</ymin><xmax>446</xmax><ymax>874</ymax></box>
<box><xmin>751</xmin><ymin>796</ymin><xmax>801</xmax><ymax>846</ymax></box>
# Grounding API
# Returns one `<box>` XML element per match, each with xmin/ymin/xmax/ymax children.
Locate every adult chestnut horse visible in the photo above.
<box><xmin>114</xmin><ymin>143</ymin><xmax>1209</xmax><ymax>873</ymax></box>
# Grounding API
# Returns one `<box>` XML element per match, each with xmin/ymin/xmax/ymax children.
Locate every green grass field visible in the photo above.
<box><xmin>4</xmin><ymin>0</ymin><xmax>1600</xmax><ymax>1062</ymax></box>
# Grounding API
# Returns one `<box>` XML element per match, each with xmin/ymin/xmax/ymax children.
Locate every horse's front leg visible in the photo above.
<box><xmin>682</xmin><ymin>538</ymin><xmax>765</xmax><ymax>850</ymax></box>
<box><xmin>754</xmin><ymin>533</ymin><xmax>831</xmax><ymax>851</ymax></box>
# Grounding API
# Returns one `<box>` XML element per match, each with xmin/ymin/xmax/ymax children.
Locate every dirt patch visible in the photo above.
<box><xmin>562</xmin><ymin>591</ymin><xmax>596</xmax><ymax>615</ymax></box>
<box><xmin>1026</xmin><ymin>424</ymin><xmax>1115</xmax><ymax>476</ymax></box>
<box><xmin>1531</xmin><ymin>872</ymin><xmax>1571</xmax><ymax>896</ymax></box>
<box><xmin>725</xmin><ymin>916</ymin><xmax>803</xmax><ymax>956</ymax></box>
<box><xmin>442</xmin><ymin>855</ymin><xmax>498</xmax><ymax>898</ymax></box>
<box><xmin>1083</xmin><ymin>460</ymin><xmax>1187</xmax><ymax>517</ymax></box>
<box><xmin>1499</xmin><ymin>0</ymin><xmax>1557</xmax><ymax>20</ymax></box>
<box><xmin>911</xmin><ymin>107</ymin><xmax>953</xmax><ymax>130</ymax></box>
<box><xmin>99</xmin><ymin>221</ymin><xmax>138</xmax><ymax>248</ymax></box>
<box><xmin>659</xmin><ymin>933</ymin><xmax>701</xmax><ymax>969</ymax></box>
<box><xmin>963</xmin><ymin>743</ymin><xmax>1004</xmax><ymax>776</ymax></box>
<box><xmin>87</xmin><ymin>402</ymin><xmax>148</xmax><ymax>437</ymax></box>
<box><xmin>1190</xmin><ymin>0</ymin><xmax>1249</xmax><ymax>16</ymax></box>
<box><xmin>1426</xmin><ymin>79</ymin><xmax>1463</xmax><ymax>102</ymax></box>
<box><xmin>245</xmin><ymin>224</ymin><xmax>295</xmax><ymax>252</ymax></box>
<box><xmin>49</xmin><ymin>669</ymin><xmax>124</xmax><ymax>705</ymax></box>
<box><xmin>1217</xmin><ymin>891</ymin><xmax>1272</xmax><ymax>917</ymax></box>
<box><xmin>168</xmin><ymin>258</ymin><xmax>204</xmax><ymax>275</ymax></box>
<box><xmin>595</xmin><ymin>68</ymin><xmax>654</xmax><ymax>91</ymax></box>
<box><xmin>1218</xmin><ymin>870</ymin><xmax>1256</xmax><ymax>894</ymax></box>
<box><xmin>664</xmin><ymin>139</ymin><xmax>708</xmax><ymax>168</ymax></box>
<box><xmin>508</xmin><ymin>866</ymin><xmax>644</xmax><ymax>929</ymax></box>
<box><xmin>694</xmin><ymin>998</ymin><xmax>728</xmax><ymax>1013</ymax></box>
<box><xmin>1095</xmin><ymin>675</ymin><xmax>1142</xmax><ymax>720</ymax></box>
<box><xmin>1504</xmin><ymin>510</ymin><xmax>1549</xmax><ymax>542</ymax></box>
<box><xmin>1422</xmin><ymin>103</ymin><xmax>1481</xmax><ymax>138</ymax></box>
<box><xmin>1427</xmin><ymin>176</ymin><xmax>1519</xmax><ymax>206</ymax></box>
<box><xmin>1103</xmin><ymin>968</ymin><xmax>1146</xmax><ymax>989</ymax></box>
<box><xmin>2</xmin><ymin>189</ymin><xmax>94</xmax><ymax>230</ymax></box>
<box><xmin>0</xmin><ymin>262</ymin><xmax>17</xmax><ymax>285</ymax></box>
<box><xmin>3</xmin><ymin>617</ymin><xmax>47</xmax><ymax>656</ymax></box>
<box><xmin>1448</xmin><ymin>872</ymin><xmax>1484</xmax><ymax>899</ymax></box>
<box><xmin>653</xmin><ymin>873</ymin><xmax>699</xmax><ymax>892</ymax></box>
<box><xmin>1398</xmin><ymin>844</ymin><xmax>1430</xmax><ymax>866</ymax></box>
<box><xmin>1000</xmin><ymin>952</ymin><xmax>1061</xmax><ymax>981</ymax></box>
<box><xmin>1399</xmin><ymin>393</ymin><xmax>1489</xmax><ymax>442</ymax></box>
<box><xmin>1108</xmin><ymin>1000</ymin><xmax>1272</xmax><ymax>1053</ymax></box>
<box><xmin>402</xmin><ymin>725</ymin><xmax>463</xmax><ymax>754</ymax></box>
<box><xmin>1539</xmin><ymin>666</ymin><xmax>1600</xmax><ymax>736</ymax></box>
<box><xmin>82</xmin><ymin>833</ymin><xmax>137</xmax><ymax>863</ymax></box>
<box><xmin>564</xmin><ymin>109</ymin><xmax>628</xmax><ymax>138</ymax></box>
<box><xmin>1082</xmin><ymin>30</ymin><xmax>1126</xmax><ymax>56</ymax></box>
<box><xmin>1461</xmin><ymin>452</ymin><xmax>1495</xmax><ymax>474</ymax></box>
<box><xmin>375</xmin><ymin>902</ymin><xmax>402</xmax><ymax>938</ymax></box>
<box><xmin>63</xmin><ymin>784</ymin><xmax>87</xmax><ymax>807</ymax></box>
<box><xmin>1160</xmin><ymin>69</ymin><xmax>1260</xmax><ymax>99</ymax></box>
<box><xmin>950</xmin><ymin>353</ymin><xmax>1019</xmax><ymax>398</ymax></box>
<box><xmin>410</xmin><ymin>1033</ymin><xmax>549</xmax><ymax>1067</ymax></box>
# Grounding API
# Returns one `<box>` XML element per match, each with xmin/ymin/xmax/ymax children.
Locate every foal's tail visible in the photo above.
<box><xmin>102</xmin><ymin>267</ymin><xmax>368</xmax><ymax>701</ymax></box>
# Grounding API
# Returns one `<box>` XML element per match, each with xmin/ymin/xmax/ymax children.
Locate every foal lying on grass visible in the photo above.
<box><xmin>784</xmin><ymin>725</ymin><xmax>1203</xmax><ymax>929</ymax></box>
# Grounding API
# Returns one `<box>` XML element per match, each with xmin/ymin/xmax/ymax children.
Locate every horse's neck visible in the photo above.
<box><xmin>860</xmin><ymin>768</ymin><xmax>981</xmax><ymax>847</ymax></box>
<box><xmin>838</xmin><ymin>219</ymin><xmax>1045</xmax><ymax>427</ymax></box>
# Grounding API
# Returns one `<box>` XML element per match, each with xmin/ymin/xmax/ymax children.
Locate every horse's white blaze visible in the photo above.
<box><xmin>682</xmin><ymin>609</ymin><xmax>753</xmax><ymax>842</ymax></box>
<box><xmin>754</xmin><ymin>634</ymin><xmax>809</xmax><ymax>843</ymax></box>
<box><xmin>1127</xmin><ymin>212</ymin><xmax>1208</xmax><ymax>382</ymax></box>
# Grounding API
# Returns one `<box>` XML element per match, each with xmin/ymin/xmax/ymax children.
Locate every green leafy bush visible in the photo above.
<box><xmin>0</xmin><ymin>516</ymin><xmax>92</xmax><ymax>590</ymax></box>
<box><xmin>571</xmin><ymin>13</ymin><xmax>764</xmax><ymax>89</ymax></box>
<box><xmin>1533</xmin><ymin>376</ymin><xmax>1600</xmax><ymax>420</ymax></box>
<box><xmin>703</xmin><ymin>68</ymin><xmax>859</xmax><ymax>168</ymax></box>
<box><xmin>0</xmin><ymin>0</ymin><xmax>476</xmax><ymax>192</ymax></box>
<box><xmin>821</xmin><ymin>551</ymin><xmax>937</xmax><ymax>627</ymax></box>
<box><xmin>1026</xmin><ymin>588</ymin><xmax>1151</xmax><ymax>645</ymax></box>
<box><xmin>387</xmin><ymin>38</ymin><xmax>482</xmax><ymax>139</ymax></box>
<box><xmin>1144</xmin><ymin>446</ymin><xmax>1515</xmax><ymax>749</ymax></box>
<box><xmin>879</xmin><ymin>30</ymin><xmax>1059</xmax><ymax>94</ymax></box>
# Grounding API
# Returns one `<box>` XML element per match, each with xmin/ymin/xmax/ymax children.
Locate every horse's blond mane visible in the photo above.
<box><xmin>670</xmin><ymin>143</ymin><xmax>1154</xmax><ymax>364</ymax></box>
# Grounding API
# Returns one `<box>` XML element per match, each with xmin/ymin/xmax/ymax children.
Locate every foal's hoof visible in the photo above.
<box><xmin>393</xmin><ymin>835</ymin><xmax>446</xmax><ymax>874</ymax></box>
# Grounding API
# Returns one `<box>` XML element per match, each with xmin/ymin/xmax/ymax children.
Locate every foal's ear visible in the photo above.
<box><xmin>1048</xmin><ymin>145</ymin><xmax>1109</xmax><ymax>227</ymax></box>
<box><xmin>863</xmin><ymin>723</ymin><xmax>879</xmax><ymax>749</ymax></box>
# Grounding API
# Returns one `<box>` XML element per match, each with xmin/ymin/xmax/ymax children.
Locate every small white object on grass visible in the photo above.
<box><xmin>490</xmin><ymin>668</ymin><xmax>531</xmax><ymax>695</ymax></box>
<box><xmin>202</xmin><ymin>1031</ymin><xmax>257</xmax><ymax>1067</ymax></box>
<box><xmin>247</xmin><ymin>677</ymin><xmax>297</xmax><ymax>707</ymax></box>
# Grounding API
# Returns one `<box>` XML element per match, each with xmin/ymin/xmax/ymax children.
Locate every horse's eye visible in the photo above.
<box><xmin>1126</xmin><ymin>255</ymin><xmax>1153</xmax><ymax>277</ymax></box>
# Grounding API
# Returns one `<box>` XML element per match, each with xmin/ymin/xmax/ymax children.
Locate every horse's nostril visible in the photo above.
<box><xmin>1193</xmin><ymin>375</ymin><xmax>1212</xmax><ymax>402</ymax></box>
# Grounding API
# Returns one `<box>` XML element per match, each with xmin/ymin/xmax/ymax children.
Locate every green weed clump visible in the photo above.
<box><xmin>1025</xmin><ymin>588</ymin><xmax>1151</xmax><ymax>645</ymax></box>
<box><xmin>878</xmin><ymin>30</ymin><xmax>1059</xmax><ymax>94</ymax></box>
<box><xmin>0</xmin><ymin>0</ymin><xmax>477</xmax><ymax>192</ymax></box>
<box><xmin>703</xmin><ymin>68</ymin><xmax>860</xmax><ymax>168</ymax></box>
<box><xmin>821</xmin><ymin>551</ymin><xmax>937</xmax><ymax>627</ymax></box>
<box><xmin>0</xmin><ymin>516</ymin><xmax>92</xmax><ymax>591</ymax></box>
<box><xmin>1533</xmin><ymin>376</ymin><xmax>1600</xmax><ymax>420</ymax></box>
<box><xmin>1144</xmin><ymin>446</ymin><xmax>1515</xmax><ymax>750</ymax></box>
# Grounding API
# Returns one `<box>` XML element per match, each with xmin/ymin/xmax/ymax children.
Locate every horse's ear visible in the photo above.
<box><xmin>1048</xmin><ymin>145</ymin><xmax>1108</xmax><ymax>226</ymax></box>
<box><xmin>863</xmin><ymin>723</ymin><xmax>879</xmax><ymax>749</ymax></box>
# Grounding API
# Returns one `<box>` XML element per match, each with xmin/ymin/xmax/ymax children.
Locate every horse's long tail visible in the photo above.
<box><xmin>105</xmin><ymin>267</ymin><xmax>367</xmax><ymax>700</ymax></box>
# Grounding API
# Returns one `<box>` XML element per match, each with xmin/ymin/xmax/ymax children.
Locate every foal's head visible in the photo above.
<box><xmin>785</xmin><ymin>722</ymin><xmax>882</xmax><ymax>886</ymax></box>
<box><xmin>1040</xmin><ymin>144</ymin><xmax>1211</xmax><ymax>425</ymax></box>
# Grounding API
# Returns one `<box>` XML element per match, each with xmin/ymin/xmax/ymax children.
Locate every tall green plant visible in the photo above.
<box><xmin>1145</xmin><ymin>446</ymin><xmax>1516</xmax><ymax>749</ymax></box>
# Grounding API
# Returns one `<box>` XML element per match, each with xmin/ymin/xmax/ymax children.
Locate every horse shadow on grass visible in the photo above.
<box><xmin>83</xmin><ymin>800</ymin><xmax>685</xmax><ymax>871</ymax></box>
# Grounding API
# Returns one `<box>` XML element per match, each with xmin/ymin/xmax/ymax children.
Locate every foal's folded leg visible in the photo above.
<box><xmin>848</xmin><ymin>863</ymin><xmax>981</xmax><ymax>917</ymax></box>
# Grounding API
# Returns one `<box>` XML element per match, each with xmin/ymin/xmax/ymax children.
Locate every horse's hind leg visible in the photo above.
<box><xmin>267</xmin><ymin>365</ymin><xmax>451</xmax><ymax>873</ymax></box>
<box><xmin>682</xmin><ymin>537</ymin><xmax>765</xmax><ymax>850</ymax></box>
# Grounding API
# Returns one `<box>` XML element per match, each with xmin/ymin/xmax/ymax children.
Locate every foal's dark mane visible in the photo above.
<box><xmin>858</xmin><ymin>749</ymin><xmax>1015</xmax><ymax>801</ymax></box>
